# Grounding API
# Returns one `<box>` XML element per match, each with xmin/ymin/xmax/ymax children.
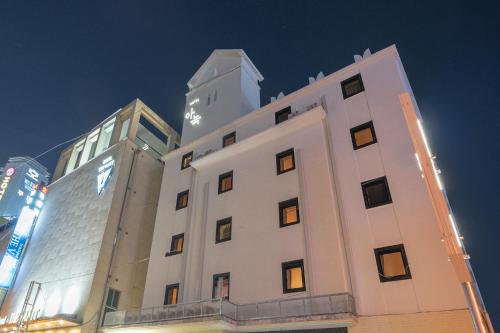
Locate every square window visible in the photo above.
<box><xmin>275</xmin><ymin>106</ymin><xmax>292</xmax><ymax>124</ymax></box>
<box><xmin>212</xmin><ymin>273</ymin><xmax>230</xmax><ymax>299</ymax></box>
<box><xmin>341</xmin><ymin>74</ymin><xmax>365</xmax><ymax>99</ymax></box>
<box><xmin>350</xmin><ymin>121</ymin><xmax>377</xmax><ymax>150</ymax></box>
<box><xmin>218</xmin><ymin>171</ymin><xmax>233</xmax><ymax>194</ymax></box>
<box><xmin>164</xmin><ymin>284</ymin><xmax>179</xmax><ymax>305</ymax></box>
<box><xmin>374</xmin><ymin>244</ymin><xmax>411</xmax><ymax>282</ymax></box>
<box><xmin>216</xmin><ymin>218</ymin><xmax>232</xmax><ymax>243</ymax></box>
<box><xmin>176</xmin><ymin>190</ymin><xmax>189</xmax><ymax>210</ymax></box>
<box><xmin>282</xmin><ymin>260</ymin><xmax>306</xmax><ymax>293</ymax></box>
<box><xmin>167</xmin><ymin>233</ymin><xmax>184</xmax><ymax>256</ymax></box>
<box><xmin>276</xmin><ymin>148</ymin><xmax>295</xmax><ymax>175</ymax></box>
<box><xmin>279</xmin><ymin>198</ymin><xmax>300</xmax><ymax>227</ymax></box>
<box><xmin>361</xmin><ymin>176</ymin><xmax>392</xmax><ymax>209</ymax></box>
<box><xmin>181</xmin><ymin>151</ymin><xmax>193</xmax><ymax>170</ymax></box>
<box><xmin>222</xmin><ymin>132</ymin><xmax>236</xmax><ymax>148</ymax></box>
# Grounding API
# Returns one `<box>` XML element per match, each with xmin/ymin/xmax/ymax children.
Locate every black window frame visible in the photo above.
<box><xmin>350</xmin><ymin>121</ymin><xmax>377</xmax><ymax>150</ymax></box>
<box><xmin>222</xmin><ymin>132</ymin><xmax>236</xmax><ymax>148</ymax></box>
<box><xmin>275</xmin><ymin>106</ymin><xmax>292</xmax><ymax>124</ymax></box>
<box><xmin>212</xmin><ymin>272</ymin><xmax>230</xmax><ymax>299</ymax></box>
<box><xmin>176</xmin><ymin>190</ymin><xmax>189</xmax><ymax>210</ymax></box>
<box><xmin>181</xmin><ymin>151</ymin><xmax>193</xmax><ymax>170</ymax></box>
<box><xmin>216</xmin><ymin>217</ymin><xmax>232</xmax><ymax>243</ymax></box>
<box><xmin>361</xmin><ymin>176</ymin><xmax>392</xmax><ymax>209</ymax></box>
<box><xmin>282</xmin><ymin>259</ymin><xmax>306</xmax><ymax>293</ymax></box>
<box><xmin>279</xmin><ymin>198</ymin><xmax>300</xmax><ymax>228</ymax></box>
<box><xmin>341</xmin><ymin>73</ymin><xmax>365</xmax><ymax>99</ymax></box>
<box><xmin>164</xmin><ymin>283</ymin><xmax>179</xmax><ymax>305</ymax></box>
<box><xmin>374</xmin><ymin>244</ymin><xmax>412</xmax><ymax>283</ymax></box>
<box><xmin>218</xmin><ymin>171</ymin><xmax>233</xmax><ymax>194</ymax></box>
<box><xmin>166</xmin><ymin>233</ymin><xmax>184</xmax><ymax>256</ymax></box>
<box><xmin>276</xmin><ymin>148</ymin><xmax>296</xmax><ymax>175</ymax></box>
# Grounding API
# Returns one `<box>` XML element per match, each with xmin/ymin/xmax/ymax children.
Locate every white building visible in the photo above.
<box><xmin>0</xmin><ymin>99</ymin><xmax>180</xmax><ymax>333</ymax></box>
<box><xmin>103</xmin><ymin>47</ymin><xmax>493</xmax><ymax>333</ymax></box>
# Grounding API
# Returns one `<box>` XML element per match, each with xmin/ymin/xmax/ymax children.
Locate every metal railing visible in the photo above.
<box><xmin>103</xmin><ymin>293</ymin><xmax>354</xmax><ymax>327</ymax></box>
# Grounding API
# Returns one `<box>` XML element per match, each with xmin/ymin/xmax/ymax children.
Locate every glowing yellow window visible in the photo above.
<box><xmin>276</xmin><ymin>149</ymin><xmax>295</xmax><ymax>175</ymax></box>
<box><xmin>218</xmin><ymin>171</ymin><xmax>233</xmax><ymax>194</ymax></box>
<box><xmin>350</xmin><ymin>121</ymin><xmax>377</xmax><ymax>150</ymax></box>
<box><xmin>282</xmin><ymin>260</ymin><xmax>306</xmax><ymax>293</ymax></box>
<box><xmin>164</xmin><ymin>284</ymin><xmax>179</xmax><ymax>305</ymax></box>
<box><xmin>374</xmin><ymin>244</ymin><xmax>412</xmax><ymax>282</ymax></box>
<box><xmin>279</xmin><ymin>198</ymin><xmax>300</xmax><ymax>227</ymax></box>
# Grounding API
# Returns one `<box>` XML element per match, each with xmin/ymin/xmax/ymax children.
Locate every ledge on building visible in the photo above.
<box><xmin>0</xmin><ymin>315</ymin><xmax>80</xmax><ymax>333</ymax></box>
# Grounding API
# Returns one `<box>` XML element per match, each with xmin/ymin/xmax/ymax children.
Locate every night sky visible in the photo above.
<box><xmin>0</xmin><ymin>0</ymin><xmax>498</xmax><ymax>325</ymax></box>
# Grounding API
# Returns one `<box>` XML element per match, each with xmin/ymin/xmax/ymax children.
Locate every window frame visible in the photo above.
<box><xmin>282</xmin><ymin>259</ymin><xmax>306</xmax><ymax>294</ymax></box>
<box><xmin>279</xmin><ymin>198</ymin><xmax>300</xmax><ymax>228</ymax></box>
<box><xmin>181</xmin><ymin>151</ymin><xmax>193</xmax><ymax>170</ymax></box>
<box><xmin>212</xmin><ymin>272</ymin><xmax>230</xmax><ymax>299</ymax></box>
<box><xmin>350</xmin><ymin>121</ymin><xmax>377</xmax><ymax>150</ymax></box>
<box><xmin>374</xmin><ymin>244</ymin><xmax>412</xmax><ymax>283</ymax></box>
<box><xmin>164</xmin><ymin>283</ymin><xmax>180</xmax><ymax>305</ymax></box>
<box><xmin>166</xmin><ymin>233</ymin><xmax>184</xmax><ymax>256</ymax></box>
<box><xmin>176</xmin><ymin>190</ymin><xmax>189</xmax><ymax>210</ymax></box>
<box><xmin>361</xmin><ymin>176</ymin><xmax>392</xmax><ymax>209</ymax></box>
<box><xmin>222</xmin><ymin>132</ymin><xmax>236</xmax><ymax>148</ymax></box>
<box><xmin>216</xmin><ymin>217</ymin><xmax>232</xmax><ymax>243</ymax></box>
<box><xmin>218</xmin><ymin>171</ymin><xmax>234</xmax><ymax>194</ymax></box>
<box><xmin>341</xmin><ymin>73</ymin><xmax>365</xmax><ymax>99</ymax></box>
<box><xmin>276</xmin><ymin>148</ymin><xmax>296</xmax><ymax>175</ymax></box>
<box><xmin>275</xmin><ymin>106</ymin><xmax>292</xmax><ymax>124</ymax></box>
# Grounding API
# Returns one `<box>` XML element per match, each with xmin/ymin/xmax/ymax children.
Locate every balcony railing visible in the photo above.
<box><xmin>103</xmin><ymin>293</ymin><xmax>354</xmax><ymax>327</ymax></box>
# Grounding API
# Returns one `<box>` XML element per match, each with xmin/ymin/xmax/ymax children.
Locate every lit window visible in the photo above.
<box><xmin>164</xmin><ymin>284</ymin><xmax>179</xmax><ymax>305</ymax></box>
<box><xmin>276</xmin><ymin>148</ymin><xmax>295</xmax><ymax>175</ymax></box>
<box><xmin>73</xmin><ymin>142</ymin><xmax>85</xmax><ymax>169</ymax></box>
<box><xmin>275</xmin><ymin>106</ymin><xmax>291</xmax><ymax>124</ymax></box>
<box><xmin>282</xmin><ymin>260</ymin><xmax>306</xmax><ymax>293</ymax></box>
<box><xmin>176</xmin><ymin>190</ymin><xmax>189</xmax><ymax>210</ymax></box>
<box><xmin>222</xmin><ymin>132</ymin><xmax>236</xmax><ymax>148</ymax></box>
<box><xmin>341</xmin><ymin>74</ymin><xmax>364</xmax><ymax>99</ymax></box>
<box><xmin>279</xmin><ymin>198</ymin><xmax>300</xmax><ymax>227</ymax></box>
<box><xmin>216</xmin><ymin>218</ymin><xmax>232</xmax><ymax>243</ymax></box>
<box><xmin>374</xmin><ymin>244</ymin><xmax>411</xmax><ymax>282</ymax></box>
<box><xmin>350</xmin><ymin>121</ymin><xmax>377</xmax><ymax>150</ymax></box>
<box><xmin>96</xmin><ymin>118</ymin><xmax>115</xmax><ymax>156</ymax></box>
<box><xmin>167</xmin><ymin>233</ymin><xmax>184</xmax><ymax>256</ymax></box>
<box><xmin>212</xmin><ymin>273</ymin><xmax>230</xmax><ymax>299</ymax></box>
<box><xmin>218</xmin><ymin>171</ymin><xmax>233</xmax><ymax>194</ymax></box>
<box><xmin>361</xmin><ymin>176</ymin><xmax>392</xmax><ymax>209</ymax></box>
<box><xmin>181</xmin><ymin>151</ymin><xmax>193</xmax><ymax>170</ymax></box>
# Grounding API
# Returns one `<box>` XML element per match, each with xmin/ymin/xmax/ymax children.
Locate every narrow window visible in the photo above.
<box><xmin>275</xmin><ymin>106</ymin><xmax>292</xmax><ymax>124</ymax></box>
<box><xmin>361</xmin><ymin>176</ymin><xmax>392</xmax><ymax>208</ymax></box>
<box><xmin>105</xmin><ymin>288</ymin><xmax>120</xmax><ymax>313</ymax></box>
<box><xmin>181</xmin><ymin>151</ymin><xmax>193</xmax><ymax>170</ymax></box>
<box><xmin>164</xmin><ymin>284</ymin><xmax>179</xmax><ymax>305</ymax></box>
<box><xmin>350</xmin><ymin>121</ymin><xmax>377</xmax><ymax>150</ymax></box>
<box><xmin>167</xmin><ymin>233</ymin><xmax>184</xmax><ymax>256</ymax></box>
<box><xmin>214</xmin><ymin>90</ymin><xmax>217</xmax><ymax>102</ymax></box>
<box><xmin>222</xmin><ymin>132</ymin><xmax>236</xmax><ymax>148</ymax></box>
<box><xmin>218</xmin><ymin>171</ymin><xmax>233</xmax><ymax>194</ymax></box>
<box><xmin>207</xmin><ymin>94</ymin><xmax>211</xmax><ymax>105</ymax></box>
<box><xmin>216</xmin><ymin>218</ymin><xmax>232</xmax><ymax>243</ymax></box>
<box><xmin>374</xmin><ymin>244</ymin><xmax>411</xmax><ymax>282</ymax></box>
<box><xmin>282</xmin><ymin>260</ymin><xmax>306</xmax><ymax>293</ymax></box>
<box><xmin>279</xmin><ymin>198</ymin><xmax>300</xmax><ymax>227</ymax></box>
<box><xmin>176</xmin><ymin>190</ymin><xmax>189</xmax><ymax>210</ymax></box>
<box><xmin>276</xmin><ymin>148</ymin><xmax>295</xmax><ymax>175</ymax></box>
<box><xmin>341</xmin><ymin>74</ymin><xmax>365</xmax><ymax>99</ymax></box>
<box><xmin>212</xmin><ymin>273</ymin><xmax>230</xmax><ymax>299</ymax></box>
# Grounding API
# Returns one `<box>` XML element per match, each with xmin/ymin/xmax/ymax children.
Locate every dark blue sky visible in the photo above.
<box><xmin>1</xmin><ymin>0</ymin><xmax>498</xmax><ymax>325</ymax></box>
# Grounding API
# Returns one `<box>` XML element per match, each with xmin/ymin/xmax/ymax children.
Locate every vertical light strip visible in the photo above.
<box><xmin>430</xmin><ymin>158</ymin><xmax>444</xmax><ymax>190</ymax></box>
<box><xmin>417</xmin><ymin>119</ymin><xmax>432</xmax><ymax>157</ymax></box>
<box><xmin>414</xmin><ymin>153</ymin><xmax>423</xmax><ymax>172</ymax></box>
<box><xmin>448</xmin><ymin>213</ymin><xmax>463</xmax><ymax>248</ymax></box>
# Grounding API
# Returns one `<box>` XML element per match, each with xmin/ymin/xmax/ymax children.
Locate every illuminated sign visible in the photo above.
<box><xmin>97</xmin><ymin>157</ymin><xmax>114</xmax><ymax>195</ymax></box>
<box><xmin>185</xmin><ymin>98</ymin><xmax>201</xmax><ymax>126</ymax></box>
<box><xmin>26</xmin><ymin>168</ymin><xmax>39</xmax><ymax>182</ymax></box>
<box><xmin>0</xmin><ymin>176</ymin><xmax>11</xmax><ymax>201</ymax></box>
<box><xmin>5</xmin><ymin>168</ymin><xmax>15</xmax><ymax>177</ymax></box>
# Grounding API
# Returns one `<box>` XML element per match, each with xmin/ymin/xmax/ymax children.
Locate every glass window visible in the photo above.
<box><xmin>218</xmin><ymin>171</ymin><xmax>233</xmax><ymax>194</ymax></box>
<box><xmin>216</xmin><ymin>218</ymin><xmax>232</xmax><ymax>243</ymax></box>
<box><xmin>176</xmin><ymin>190</ymin><xmax>189</xmax><ymax>210</ymax></box>
<box><xmin>119</xmin><ymin>118</ymin><xmax>130</xmax><ymax>141</ymax></box>
<box><xmin>96</xmin><ymin>118</ymin><xmax>116</xmax><ymax>156</ymax></box>
<box><xmin>350</xmin><ymin>121</ymin><xmax>377</xmax><ymax>150</ymax></box>
<box><xmin>222</xmin><ymin>132</ymin><xmax>236</xmax><ymax>148</ymax></box>
<box><xmin>374</xmin><ymin>244</ymin><xmax>411</xmax><ymax>282</ymax></box>
<box><xmin>361</xmin><ymin>176</ymin><xmax>392</xmax><ymax>208</ymax></box>
<box><xmin>164</xmin><ymin>284</ymin><xmax>179</xmax><ymax>305</ymax></box>
<box><xmin>275</xmin><ymin>106</ymin><xmax>291</xmax><ymax>124</ymax></box>
<box><xmin>167</xmin><ymin>233</ymin><xmax>184</xmax><ymax>255</ymax></box>
<box><xmin>341</xmin><ymin>74</ymin><xmax>365</xmax><ymax>99</ymax></box>
<box><xmin>279</xmin><ymin>198</ymin><xmax>300</xmax><ymax>227</ymax></box>
<box><xmin>105</xmin><ymin>288</ymin><xmax>120</xmax><ymax>312</ymax></box>
<box><xmin>181</xmin><ymin>151</ymin><xmax>193</xmax><ymax>170</ymax></box>
<box><xmin>282</xmin><ymin>260</ymin><xmax>306</xmax><ymax>293</ymax></box>
<box><xmin>276</xmin><ymin>148</ymin><xmax>295</xmax><ymax>175</ymax></box>
<box><xmin>212</xmin><ymin>273</ymin><xmax>230</xmax><ymax>299</ymax></box>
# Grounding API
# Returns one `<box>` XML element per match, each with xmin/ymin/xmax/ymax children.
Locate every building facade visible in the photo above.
<box><xmin>103</xmin><ymin>47</ymin><xmax>492</xmax><ymax>333</ymax></box>
<box><xmin>0</xmin><ymin>99</ymin><xmax>180</xmax><ymax>333</ymax></box>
